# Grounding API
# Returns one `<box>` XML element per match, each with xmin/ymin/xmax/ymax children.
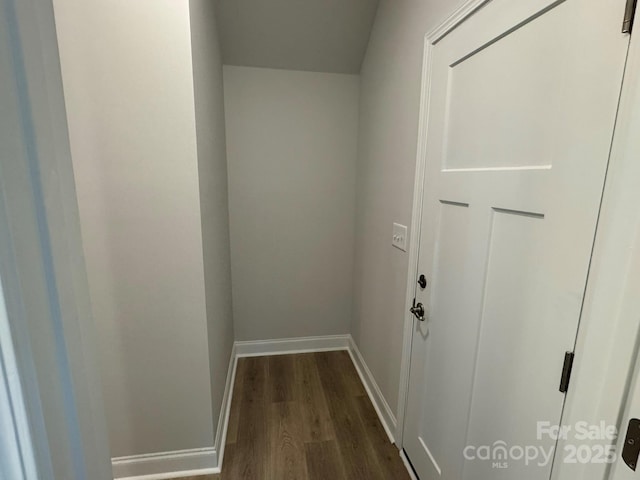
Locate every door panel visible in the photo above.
<box><xmin>403</xmin><ymin>0</ymin><xmax>630</xmax><ymax>479</ymax></box>
<box><xmin>444</xmin><ymin>8</ymin><xmax>567</xmax><ymax>171</ymax></box>
<box><xmin>415</xmin><ymin>201</ymin><xmax>474</xmax><ymax>478</ymax></box>
<box><xmin>464</xmin><ymin>209</ymin><xmax>560</xmax><ymax>479</ymax></box>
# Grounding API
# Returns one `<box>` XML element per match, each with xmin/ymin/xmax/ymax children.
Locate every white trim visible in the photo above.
<box><xmin>396</xmin><ymin>0</ymin><xmax>492</xmax><ymax>448</ymax></box>
<box><xmin>212</xmin><ymin>343</ymin><xmax>237</xmax><ymax>471</ymax></box>
<box><xmin>0</xmin><ymin>0</ymin><xmax>112</xmax><ymax>477</ymax></box>
<box><xmin>396</xmin><ymin>30</ymin><xmax>430</xmax><ymax>449</ymax></box>
<box><xmin>234</xmin><ymin>334</ymin><xmax>350</xmax><ymax>357</ymax></box>
<box><xmin>0</xmin><ymin>281</ymin><xmax>37</xmax><ymax>480</ymax></box>
<box><xmin>112</xmin><ymin>448</ymin><xmax>217</xmax><ymax>480</ymax></box>
<box><xmin>428</xmin><ymin>0</ymin><xmax>489</xmax><ymax>44</ymax></box>
<box><xmin>347</xmin><ymin>336</ymin><xmax>397</xmax><ymax>444</ymax></box>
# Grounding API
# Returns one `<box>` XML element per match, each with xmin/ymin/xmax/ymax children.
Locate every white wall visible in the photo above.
<box><xmin>353</xmin><ymin>0</ymin><xmax>463</xmax><ymax>417</ymax></box>
<box><xmin>53</xmin><ymin>0</ymin><xmax>215</xmax><ymax>457</ymax></box>
<box><xmin>189</xmin><ymin>0</ymin><xmax>235</xmax><ymax>442</ymax></box>
<box><xmin>223</xmin><ymin>66</ymin><xmax>359</xmax><ymax>341</ymax></box>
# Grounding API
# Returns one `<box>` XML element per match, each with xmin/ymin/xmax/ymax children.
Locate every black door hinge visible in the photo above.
<box><xmin>623</xmin><ymin>0</ymin><xmax>637</xmax><ymax>34</ymax></box>
<box><xmin>559</xmin><ymin>351</ymin><xmax>575</xmax><ymax>394</ymax></box>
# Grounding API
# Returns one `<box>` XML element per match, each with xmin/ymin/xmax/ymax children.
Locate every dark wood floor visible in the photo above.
<box><xmin>179</xmin><ymin>351</ymin><xmax>410</xmax><ymax>480</ymax></box>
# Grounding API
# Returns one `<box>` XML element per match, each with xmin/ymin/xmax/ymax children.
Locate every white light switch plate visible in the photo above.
<box><xmin>392</xmin><ymin>223</ymin><xmax>408</xmax><ymax>252</ymax></box>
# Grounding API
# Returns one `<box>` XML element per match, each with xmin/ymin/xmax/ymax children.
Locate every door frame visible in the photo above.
<box><xmin>396</xmin><ymin>2</ymin><xmax>640</xmax><ymax>478</ymax></box>
<box><xmin>1</xmin><ymin>0</ymin><xmax>112</xmax><ymax>477</ymax></box>
<box><xmin>549</xmin><ymin>5</ymin><xmax>640</xmax><ymax>478</ymax></box>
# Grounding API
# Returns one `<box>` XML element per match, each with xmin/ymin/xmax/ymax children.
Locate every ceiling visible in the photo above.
<box><xmin>215</xmin><ymin>0</ymin><xmax>380</xmax><ymax>74</ymax></box>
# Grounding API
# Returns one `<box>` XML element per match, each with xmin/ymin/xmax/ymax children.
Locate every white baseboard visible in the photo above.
<box><xmin>213</xmin><ymin>343</ymin><xmax>237</xmax><ymax>470</ymax></box>
<box><xmin>235</xmin><ymin>334</ymin><xmax>350</xmax><ymax>357</ymax></box>
<box><xmin>347</xmin><ymin>335</ymin><xmax>397</xmax><ymax>444</ymax></box>
<box><xmin>111</xmin><ymin>447</ymin><xmax>217</xmax><ymax>480</ymax></box>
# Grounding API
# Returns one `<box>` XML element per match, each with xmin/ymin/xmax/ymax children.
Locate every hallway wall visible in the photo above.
<box><xmin>53</xmin><ymin>0</ymin><xmax>216</xmax><ymax>460</ymax></box>
<box><xmin>223</xmin><ymin>66</ymin><xmax>359</xmax><ymax>341</ymax></box>
<box><xmin>352</xmin><ymin>0</ymin><xmax>464</xmax><ymax>421</ymax></box>
<box><xmin>189</xmin><ymin>0</ymin><xmax>235</xmax><ymax>446</ymax></box>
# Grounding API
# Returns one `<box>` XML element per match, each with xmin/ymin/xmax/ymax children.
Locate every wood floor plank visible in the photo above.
<box><xmin>314</xmin><ymin>352</ymin><xmax>385</xmax><ymax>480</ymax></box>
<box><xmin>269</xmin><ymin>401</ymin><xmax>309</xmax><ymax>480</ymax></box>
<box><xmin>294</xmin><ymin>353</ymin><xmax>335</xmax><ymax>442</ymax></box>
<box><xmin>354</xmin><ymin>395</ymin><xmax>410</xmax><ymax>479</ymax></box>
<box><xmin>175</xmin><ymin>476</ymin><xmax>218</xmax><ymax>480</ymax></box>
<box><xmin>225</xmin><ymin>358</ymin><xmax>246</xmax><ymax>445</ymax></box>
<box><xmin>219</xmin><ymin>443</ymin><xmax>235</xmax><ymax>478</ymax></box>
<box><xmin>312</xmin><ymin>352</ymin><xmax>346</xmax><ymax>401</ymax></box>
<box><xmin>228</xmin><ymin>356</ymin><xmax>269</xmax><ymax>479</ymax></box>
<box><xmin>304</xmin><ymin>440</ymin><xmax>348</xmax><ymax>480</ymax></box>
<box><xmin>268</xmin><ymin>355</ymin><xmax>295</xmax><ymax>402</ymax></box>
<box><xmin>331</xmin><ymin>350</ymin><xmax>367</xmax><ymax>397</ymax></box>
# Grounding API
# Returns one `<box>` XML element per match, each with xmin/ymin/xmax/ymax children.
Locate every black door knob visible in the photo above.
<box><xmin>410</xmin><ymin>302</ymin><xmax>425</xmax><ymax>321</ymax></box>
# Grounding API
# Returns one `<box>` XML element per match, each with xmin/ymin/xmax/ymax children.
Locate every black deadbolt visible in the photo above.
<box><xmin>418</xmin><ymin>274</ymin><xmax>427</xmax><ymax>289</ymax></box>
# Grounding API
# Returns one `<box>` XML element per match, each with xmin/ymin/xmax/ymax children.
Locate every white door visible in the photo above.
<box><xmin>403</xmin><ymin>0</ymin><xmax>630</xmax><ymax>479</ymax></box>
